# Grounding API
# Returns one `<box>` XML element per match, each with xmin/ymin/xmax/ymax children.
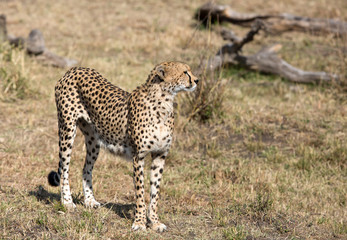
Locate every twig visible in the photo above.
<box><xmin>220</xmin><ymin>20</ymin><xmax>265</xmax><ymax>54</ymax></box>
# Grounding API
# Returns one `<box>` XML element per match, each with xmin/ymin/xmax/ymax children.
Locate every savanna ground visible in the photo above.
<box><xmin>0</xmin><ymin>0</ymin><xmax>346</xmax><ymax>239</ymax></box>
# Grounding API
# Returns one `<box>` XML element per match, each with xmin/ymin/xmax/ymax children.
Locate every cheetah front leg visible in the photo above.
<box><xmin>132</xmin><ymin>152</ymin><xmax>147</xmax><ymax>231</ymax></box>
<box><xmin>147</xmin><ymin>152</ymin><xmax>167</xmax><ymax>232</ymax></box>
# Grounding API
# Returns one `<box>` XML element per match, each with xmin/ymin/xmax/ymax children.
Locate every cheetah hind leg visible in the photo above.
<box><xmin>78</xmin><ymin>119</ymin><xmax>101</xmax><ymax>208</ymax></box>
<box><xmin>54</xmin><ymin>119</ymin><xmax>78</xmax><ymax>210</ymax></box>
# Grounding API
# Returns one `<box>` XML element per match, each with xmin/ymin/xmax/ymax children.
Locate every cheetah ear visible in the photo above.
<box><xmin>155</xmin><ymin>65</ymin><xmax>165</xmax><ymax>81</ymax></box>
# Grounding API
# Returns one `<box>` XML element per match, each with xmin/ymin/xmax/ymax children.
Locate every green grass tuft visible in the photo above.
<box><xmin>0</xmin><ymin>43</ymin><xmax>30</xmax><ymax>101</ymax></box>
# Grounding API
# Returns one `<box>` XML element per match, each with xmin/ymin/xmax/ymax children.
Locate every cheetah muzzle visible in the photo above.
<box><xmin>48</xmin><ymin>61</ymin><xmax>199</xmax><ymax>232</ymax></box>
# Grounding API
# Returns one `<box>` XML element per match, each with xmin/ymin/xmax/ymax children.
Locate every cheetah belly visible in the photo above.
<box><xmin>98</xmin><ymin>138</ymin><xmax>134</xmax><ymax>161</ymax></box>
<box><xmin>83</xmin><ymin>113</ymin><xmax>134</xmax><ymax>160</ymax></box>
<box><xmin>91</xmin><ymin>127</ymin><xmax>133</xmax><ymax>161</ymax></box>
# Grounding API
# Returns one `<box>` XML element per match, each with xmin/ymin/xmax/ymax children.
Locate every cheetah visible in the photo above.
<box><xmin>48</xmin><ymin>61</ymin><xmax>199</xmax><ymax>232</ymax></box>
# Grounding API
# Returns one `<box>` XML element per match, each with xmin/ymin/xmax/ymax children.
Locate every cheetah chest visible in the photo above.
<box><xmin>146</xmin><ymin>100</ymin><xmax>174</xmax><ymax>152</ymax></box>
<box><xmin>148</xmin><ymin>123</ymin><xmax>173</xmax><ymax>152</ymax></box>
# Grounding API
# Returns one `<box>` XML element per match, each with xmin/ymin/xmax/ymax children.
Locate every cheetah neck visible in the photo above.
<box><xmin>145</xmin><ymin>84</ymin><xmax>176</xmax><ymax>120</ymax></box>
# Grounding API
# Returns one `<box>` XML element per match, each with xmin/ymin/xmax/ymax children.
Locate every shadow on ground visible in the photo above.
<box><xmin>103</xmin><ymin>202</ymin><xmax>134</xmax><ymax>219</ymax></box>
<box><xmin>29</xmin><ymin>185</ymin><xmax>134</xmax><ymax>219</ymax></box>
<box><xmin>29</xmin><ymin>185</ymin><xmax>60</xmax><ymax>204</ymax></box>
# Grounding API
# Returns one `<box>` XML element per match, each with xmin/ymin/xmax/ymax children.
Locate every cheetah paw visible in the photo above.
<box><xmin>151</xmin><ymin>222</ymin><xmax>167</xmax><ymax>232</ymax></box>
<box><xmin>132</xmin><ymin>223</ymin><xmax>146</xmax><ymax>231</ymax></box>
<box><xmin>84</xmin><ymin>199</ymin><xmax>101</xmax><ymax>208</ymax></box>
<box><xmin>63</xmin><ymin>202</ymin><xmax>76</xmax><ymax>210</ymax></box>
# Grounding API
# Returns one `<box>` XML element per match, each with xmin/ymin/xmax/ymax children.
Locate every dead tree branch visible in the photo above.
<box><xmin>201</xmin><ymin>22</ymin><xmax>340</xmax><ymax>84</ymax></box>
<box><xmin>195</xmin><ymin>2</ymin><xmax>347</xmax><ymax>38</ymax></box>
<box><xmin>220</xmin><ymin>20</ymin><xmax>265</xmax><ymax>53</ymax></box>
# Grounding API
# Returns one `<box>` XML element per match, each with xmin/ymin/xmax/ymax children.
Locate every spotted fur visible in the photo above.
<box><xmin>48</xmin><ymin>61</ymin><xmax>199</xmax><ymax>232</ymax></box>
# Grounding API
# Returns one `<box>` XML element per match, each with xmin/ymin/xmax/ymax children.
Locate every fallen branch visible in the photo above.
<box><xmin>201</xmin><ymin>23</ymin><xmax>340</xmax><ymax>84</ymax></box>
<box><xmin>195</xmin><ymin>2</ymin><xmax>347</xmax><ymax>37</ymax></box>
<box><xmin>0</xmin><ymin>14</ymin><xmax>77</xmax><ymax>68</ymax></box>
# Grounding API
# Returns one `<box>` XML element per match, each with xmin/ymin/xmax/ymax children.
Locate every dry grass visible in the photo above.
<box><xmin>0</xmin><ymin>0</ymin><xmax>346</xmax><ymax>239</ymax></box>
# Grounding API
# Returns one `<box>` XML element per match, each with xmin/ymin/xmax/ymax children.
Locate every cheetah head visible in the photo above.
<box><xmin>147</xmin><ymin>62</ymin><xmax>199</xmax><ymax>94</ymax></box>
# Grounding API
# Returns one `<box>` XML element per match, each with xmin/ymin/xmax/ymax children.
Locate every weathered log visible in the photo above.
<box><xmin>202</xmin><ymin>22</ymin><xmax>340</xmax><ymax>84</ymax></box>
<box><xmin>8</xmin><ymin>29</ymin><xmax>46</xmax><ymax>53</ymax></box>
<box><xmin>35</xmin><ymin>50</ymin><xmax>78</xmax><ymax>68</ymax></box>
<box><xmin>195</xmin><ymin>2</ymin><xmax>347</xmax><ymax>37</ymax></box>
<box><xmin>26</xmin><ymin>29</ymin><xmax>45</xmax><ymax>55</ymax></box>
<box><xmin>1</xmin><ymin>15</ymin><xmax>77</xmax><ymax>68</ymax></box>
<box><xmin>7</xmin><ymin>34</ymin><xmax>26</xmax><ymax>48</ymax></box>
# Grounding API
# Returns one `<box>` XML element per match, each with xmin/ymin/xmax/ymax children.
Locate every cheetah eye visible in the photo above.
<box><xmin>184</xmin><ymin>71</ymin><xmax>191</xmax><ymax>81</ymax></box>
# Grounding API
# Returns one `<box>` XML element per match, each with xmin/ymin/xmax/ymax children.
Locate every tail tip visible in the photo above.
<box><xmin>48</xmin><ymin>171</ymin><xmax>60</xmax><ymax>187</ymax></box>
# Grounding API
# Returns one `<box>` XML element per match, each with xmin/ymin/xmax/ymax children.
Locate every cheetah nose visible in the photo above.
<box><xmin>194</xmin><ymin>79</ymin><xmax>199</xmax><ymax>84</ymax></box>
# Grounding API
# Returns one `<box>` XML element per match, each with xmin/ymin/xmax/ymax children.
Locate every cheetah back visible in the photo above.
<box><xmin>55</xmin><ymin>67</ymin><xmax>131</xmax><ymax>151</ymax></box>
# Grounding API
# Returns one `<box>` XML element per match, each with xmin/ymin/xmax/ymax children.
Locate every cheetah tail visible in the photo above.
<box><xmin>48</xmin><ymin>171</ymin><xmax>60</xmax><ymax>187</ymax></box>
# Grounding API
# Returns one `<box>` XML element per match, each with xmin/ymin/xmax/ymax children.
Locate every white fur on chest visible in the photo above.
<box><xmin>146</xmin><ymin>91</ymin><xmax>174</xmax><ymax>152</ymax></box>
<box><xmin>150</xmin><ymin>123</ymin><xmax>172</xmax><ymax>151</ymax></box>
